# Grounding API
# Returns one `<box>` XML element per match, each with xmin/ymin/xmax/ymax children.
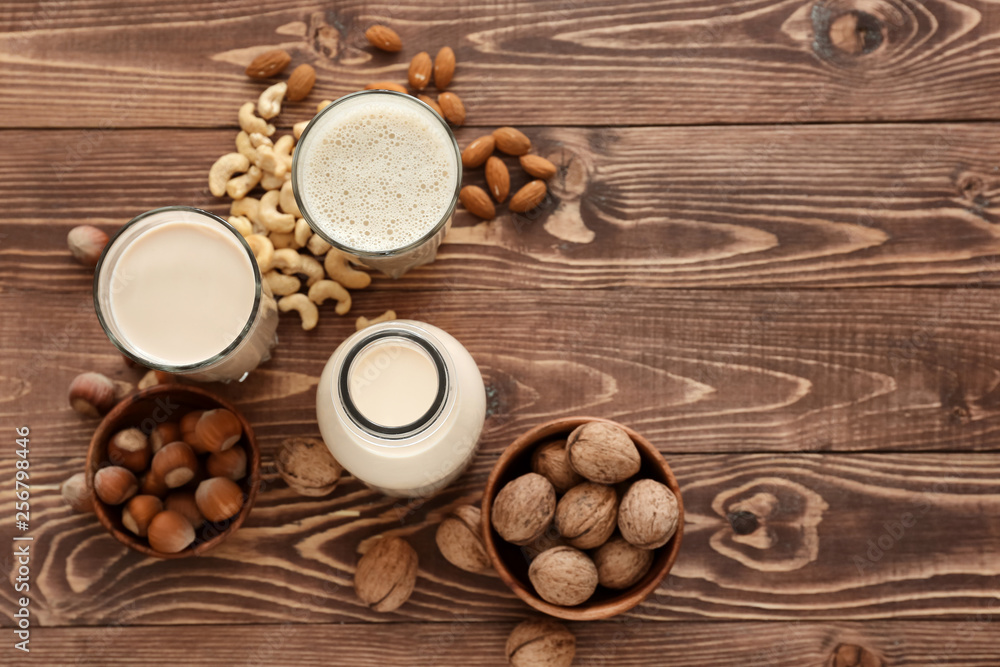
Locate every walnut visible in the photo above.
<box><xmin>491</xmin><ymin>473</ymin><xmax>556</xmax><ymax>546</ymax></box>
<box><xmin>436</xmin><ymin>505</ymin><xmax>491</xmax><ymax>574</ymax></box>
<box><xmin>275</xmin><ymin>437</ymin><xmax>343</xmax><ymax>497</ymax></box>
<box><xmin>565</xmin><ymin>421</ymin><xmax>641</xmax><ymax>484</ymax></box>
<box><xmin>528</xmin><ymin>546</ymin><xmax>598</xmax><ymax>606</ymax></box>
<box><xmin>506</xmin><ymin>618</ymin><xmax>576</xmax><ymax>667</ymax></box>
<box><xmin>531</xmin><ymin>439</ymin><xmax>582</xmax><ymax>493</ymax></box>
<box><xmin>354</xmin><ymin>536</ymin><xmax>419</xmax><ymax>612</ymax></box>
<box><xmin>554</xmin><ymin>482</ymin><xmax>618</xmax><ymax>549</ymax></box>
<box><xmin>618</xmin><ymin>479</ymin><xmax>679</xmax><ymax>549</ymax></box>
<box><xmin>593</xmin><ymin>535</ymin><xmax>654</xmax><ymax>589</ymax></box>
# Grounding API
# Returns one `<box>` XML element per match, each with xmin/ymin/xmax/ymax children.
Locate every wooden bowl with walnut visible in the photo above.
<box><xmin>481</xmin><ymin>416</ymin><xmax>683</xmax><ymax>620</ymax></box>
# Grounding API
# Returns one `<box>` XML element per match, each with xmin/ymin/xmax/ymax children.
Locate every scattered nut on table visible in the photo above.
<box><xmin>354</xmin><ymin>535</ymin><xmax>418</xmax><ymax>612</ymax></box>
<box><xmin>506</xmin><ymin>618</ymin><xmax>575</xmax><ymax>667</ymax></box>
<box><xmin>275</xmin><ymin>437</ymin><xmax>343</xmax><ymax>497</ymax></box>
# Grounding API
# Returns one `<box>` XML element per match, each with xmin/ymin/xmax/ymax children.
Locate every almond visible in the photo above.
<box><xmin>493</xmin><ymin>127</ymin><xmax>532</xmax><ymax>156</ymax></box>
<box><xmin>408</xmin><ymin>52</ymin><xmax>432</xmax><ymax>91</ymax></box>
<box><xmin>520</xmin><ymin>154</ymin><xmax>557</xmax><ymax>180</ymax></box>
<box><xmin>434</xmin><ymin>47</ymin><xmax>456</xmax><ymax>89</ymax></box>
<box><xmin>245</xmin><ymin>49</ymin><xmax>292</xmax><ymax>79</ymax></box>
<box><xmin>459</xmin><ymin>185</ymin><xmax>495</xmax><ymax>220</ymax></box>
<box><xmin>286</xmin><ymin>64</ymin><xmax>316</xmax><ymax>102</ymax></box>
<box><xmin>485</xmin><ymin>156</ymin><xmax>510</xmax><ymax>203</ymax></box>
<box><xmin>438</xmin><ymin>92</ymin><xmax>466</xmax><ymax>126</ymax></box>
<box><xmin>509</xmin><ymin>180</ymin><xmax>547</xmax><ymax>213</ymax></box>
<box><xmin>365</xmin><ymin>25</ymin><xmax>402</xmax><ymax>52</ymax></box>
<box><xmin>365</xmin><ymin>81</ymin><xmax>408</xmax><ymax>94</ymax></box>
<box><xmin>461</xmin><ymin>135</ymin><xmax>495</xmax><ymax>168</ymax></box>
<box><xmin>418</xmin><ymin>94</ymin><xmax>444</xmax><ymax>117</ymax></box>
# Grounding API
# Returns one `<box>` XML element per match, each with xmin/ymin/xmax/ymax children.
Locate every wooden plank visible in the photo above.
<box><xmin>1</xmin><ymin>452</ymin><xmax>998</xmax><ymax>626</ymax></box>
<box><xmin>4</xmin><ymin>287</ymin><xmax>1000</xmax><ymax>457</ymax></box>
<box><xmin>4</xmin><ymin>124</ymin><xmax>1000</xmax><ymax>291</ymax></box>
<box><xmin>17</xmin><ymin>620</ymin><xmax>1000</xmax><ymax>666</ymax></box>
<box><xmin>1</xmin><ymin>0</ymin><xmax>999</xmax><ymax>127</ymax></box>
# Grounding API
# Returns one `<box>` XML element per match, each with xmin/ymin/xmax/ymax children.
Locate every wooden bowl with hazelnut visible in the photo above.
<box><xmin>481</xmin><ymin>417</ymin><xmax>683</xmax><ymax>621</ymax></box>
<box><xmin>85</xmin><ymin>384</ymin><xmax>260</xmax><ymax>559</ymax></box>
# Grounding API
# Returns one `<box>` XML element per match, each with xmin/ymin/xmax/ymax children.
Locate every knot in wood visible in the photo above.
<box><xmin>727</xmin><ymin>510</ymin><xmax>759</xmax><ymax>535</ymax></box>
<box><xmin>829</xmin><ymin>643</ymin><xmax>884</xmax><ymax>667</ymax></box>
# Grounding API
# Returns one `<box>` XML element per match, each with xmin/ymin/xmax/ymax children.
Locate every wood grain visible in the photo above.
<box><xmin>1</xmin><ymin>452</ymin><xmax>998</xmax><ymax>626</ymax></box>
<box><xmin>5</xmin><ymin>287</ymin><xmax>1000</xmax><ymax>458</ymax></box>
<box><xmin>16</xmin><ymin>620</ymin><xmax>1000</xmax><ymax>666</ymax></box>
<box><xmin>1</xmin><ymin>0</ymin><xmax>999</xmax><ymax>127</ymax></box>
<box><xmin>4</xmin><ymin>124</ymin><xmax>1000</xmax><ymax>292</ymax></box>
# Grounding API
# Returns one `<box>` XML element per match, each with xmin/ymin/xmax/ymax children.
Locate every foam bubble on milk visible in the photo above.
<box><xmin>298</xmin><ymin>95</ymin><xmax>458</xmax><ymax>253</ymax></box>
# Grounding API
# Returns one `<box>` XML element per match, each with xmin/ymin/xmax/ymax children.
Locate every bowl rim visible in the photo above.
<box><xmin>481</xmin><ymin>416</ymin><xmax>684</xmax><ymax>621</ymax></box>
<box><xmin>85</xmin><ymin>384</ymin><xmax>261</xmax><ymax>559</ymax></box>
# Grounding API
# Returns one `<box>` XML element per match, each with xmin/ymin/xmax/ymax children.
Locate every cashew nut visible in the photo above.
<box><xmin>278</xmin><ymin>294</ymin><xmax>319</xmax><ymax>331</ymax></box>
<box><xmin>227</xmin><ymin>215</ymin><xmax>253</xmax><ymax>237</ymax></box>
<box><xmin>317</xmin><ymin>100</ymin><xmax>332</xmax><ymax>113</ymax></box>
<box><xmin>245</xmin><ymin>234</ymin><xmax>275</xmax><ymax>273</ymax></box>
<box><xmin>324</xmin><ymin>250</ymin><xmax>372</xmax><ymax>289</ymax></box>
<box><xmin>307</xmin><ymin>233</ymin><xmax>332</xmax><ymax>256</ymax></box>
<box><xmin>293</xmin><ymin>121</ymin><xmax>309</xmax><ymax>140</ymax></box>
<box><xmin>264</xmin><ymin>270</ymin><xmax>301</xmax><ymax>296</ymax></box>
<box><xmin>272</xmin><ymin>248</ymin><xmax>301</xmax><ymax>273</ymax></box>
<box><xmin>274</xmin><ymin>135</ymin><xmax>295</xmax><ymax>174</ymax></box>
<box><xmin>249</xmin><ymin>132</ymin><xmax>273</xmax><ymax>149</ymax></box>
<box><xmin>260</xmin><ymin>170</ymin><xmax>287</xmax><ymax>191</ymax></box>
<box><xmin>259</xmin><ymin>190</ymin><xmax>296</xmax><ymax>233</ymax></box>
<box><xmin>308</xmin><ymin>280</ymin><xmax>351</xmax><ymax>315</ymax></box>
<box><xmin>293</xmin><ymin>217</ymin><xmax>311</xmax><ymax>247</ymax></box>
<box><xmin>356</xmin><ymin>310</ymin><xmax>396</xmax><ymax>330</ymax></box>
<box><xmin>281</xmin><ymin>180</ymin><xmax>302</xmax><ymax>218</ymax></box>
<box><xmin>231</xmin><ymin>196</ymin><xmax>261</xmax><ymax>225</ymax></box>
<box><xmin>226</xmin><ymin>165</ymin><xmax>262</xmax><ymax>200</ymax></box>
<box><xmin>209</xmin><ymin>153</ymin><xmax>250</xmax><ymax>197</ymax></box>
<box><xmin>258</xmin><ymin>82</ymin><xmax>287</xmax><ymax>120</ymax></box>
<box><xmin>239</xmin><ymin>101</ymin><xmax>275</xmax><ymax>137</ymax></box>
<box><xmin>255</xmin><ymin>145</ymin><xmax>286</xmax><ymax>177</ymax></box>
<box><xmin>270</xmin><ymin>231</ymin><xmax>296</xmax><ymax>249</ymax></box>
<box><xmin>295</xmin><ymin>254</ymin><xmax>324</xmax><ymax>286</ymax></box>
<box><xmin>235</xmin><ymin>131</ymin><xmax>257</xmax><ymax>164</ymax></box>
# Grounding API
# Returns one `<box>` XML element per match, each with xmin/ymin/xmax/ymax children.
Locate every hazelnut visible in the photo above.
<box><xmin>180</xmin><ymin>410</ymin><xmax>205</xmax><ymax>451</ymax></box>
<box><xmin>67</xmin><ymin>224</ymin><xmax>109</xmax><ymax>268</ymax></box>
<box><xmin>554</xmin><ymin>482</ymin><xmax>618</xmax><ymax>549</ymax></box>
<box><xmin>149</xmin><ymin>422</ymin><xmax>181</xmax><ymax>453</ymax></box>
<box><xmin>275</xmin><ymin>437</ymin><xmax>342</xmax><ymax>497</ymax></box>
<box><xmin>138</xmin><ymin>369</ymin><xmax>175</xmax><ymax>390</ymax></box>
<box><xmin>147</xmin><ymin>509</ymin><xmax>196</xmax><ymax>553</ymax></box>
<box><xmin>565</xmin><ymin>421</ymin><xmax>641</xmax><ymax>484</ymax></box>
<box><xmin>618</xmin><ymin>479</ymin><xmax>679</xmax><ymax>549</ymax></box>
<box><xmin>435</xmin><ymin>505</ymin><xmax>491</xmax><ymax>574</ymax></box>
<box><xmin>527</xmin><ymin>546</ymin><xmax>598</xmax><ymax>607</ymax></box>
<box><xmin>354</xmin><ymin>536</ymin><xmax>419</xmax><ymax>612</ymax></box>
<box><xmin>531</xmin><ymin>439</ymin><xmax>583</xmax><ymax>493</ymax></box>
<box><xmin>139</xmin><ymin>470</ymin><xmax>169</xmax><ymax>498</ymax></box>
<box><xmin>68</xmin><ymin>372</ymin><xmax>116</xmax><ymax>417</ymax></box>
<box><xmin>506</xmin><ymin>618</ymin><xmax>576</xmax><ymax>667</ymax></box>
<box><xmin>206</xmin><ymin>445</ymin><xmax>247</xmax><ymax>481</ymax></box>
<box><xmin>151</xmin><ymin>441</ymin><xmax>199</xmax><ymax>488</ymax></box>
<box><xmin>491</xmin><ymin>473</ymin><xmax>556</xmax><ymax>546</ymax></box>
<box><xmin>107</xmin><ymin>427</ymin><xmax>150</xmax><ymax>473</ymax></box>
<box><xmin>121</xmin><ymin>495</ymin><xmax>164</xmax><ymax>537</ymax></box>
<box><xmin>593</xmin><ymin>535</ymin><xmax>654</xmax><ymax>589</ymax></box>
<box><xmin>112</xmin><ymin>380</ymin><xmax>135</xmax><ymax>402</ymax></box>
<box><xmin>195</xmin><ymin>409</ymin><xmax>243</xmax><ymax>453</ymax></box>
<box><xmin>165</xmin><ymin>491</ymin><xmax>205</xmax><ymax>529</ymax></box>
<box><xmin>195</xmin><ymin>477</ymin><xmax>245</xmax><ymax>522</ymax></box>
<box><xmin>60</xmin><ymin>472</ymin><xmax>94</xmax><ymax>513</ymax></box>
<box><xmin>93</xmin><ymin>465</ymin><xmax>138</xmax><ymax>506</ymax></box>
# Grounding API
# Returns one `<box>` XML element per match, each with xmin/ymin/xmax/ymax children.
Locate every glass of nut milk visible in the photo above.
<box><xmin>317</xmin><ymin>320</ymin><xmax>486</xmax><ymax>498</ymax></box>
<box><xmin>94</xmin><ymin>206</ymin><xmax>279</xmax><ymax>383</ymax></box>
<box><xmin>292</xmin><ymin>90</ymin><xmax>462</xmax><ymax>278</ymax></box>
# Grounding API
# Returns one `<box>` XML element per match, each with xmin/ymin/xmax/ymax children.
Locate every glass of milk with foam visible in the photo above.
<box><xmin>291</xmin><ymin>90</ymin><xmax>462</xmax><ymax>278</ymax></box>
<box><xmin>94</xmin><ymin>206</ymin><xmax>279</xmax><ymax>383</ymax></box>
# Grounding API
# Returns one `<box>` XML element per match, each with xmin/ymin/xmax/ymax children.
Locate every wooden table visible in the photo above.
<box><xmin>2</xmin><ymin>1</ymin><xmax>1000</xmax><ymax>664</ymax></box>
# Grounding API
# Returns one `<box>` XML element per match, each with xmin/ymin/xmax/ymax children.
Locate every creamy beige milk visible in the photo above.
<box><xmin>109</xmin><ymin>219</ymin><xmax>261</xmax><ymax>366</ymax></box>
<box><xmin>349</xmin><ymin>340</ymin><xmax>440</xmax><ymax>428</ymax></box>
<box><xmin>294</xmin><ymin>92</ymin><xmax>460</xmax><ymax>277</ymax></box>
